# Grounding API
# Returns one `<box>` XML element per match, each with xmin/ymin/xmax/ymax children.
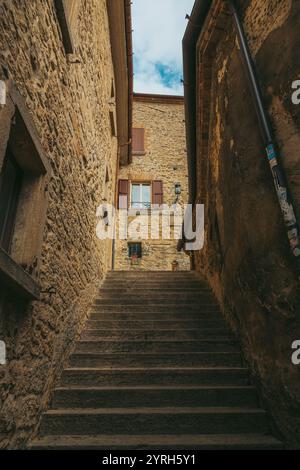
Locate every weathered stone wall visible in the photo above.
<box><xmin>0</xmin><ymin>0</ymin><xmax>117</xmax><ymax>448</ymax></box>
<box><xmin>194</xmin><ymin>0</ymin><xmax>300</xmax><ymax>447</ymax></box>
<box><xmin>115</xmin><ymin>97</ymin><xmax>190</xmax><ymax>271</ymax></box>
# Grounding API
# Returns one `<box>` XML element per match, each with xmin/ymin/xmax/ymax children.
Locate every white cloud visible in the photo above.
<box><xmin>132</xmin><ymin>0</ymin><xmax>195</xmax><ymax>95</ymax></box>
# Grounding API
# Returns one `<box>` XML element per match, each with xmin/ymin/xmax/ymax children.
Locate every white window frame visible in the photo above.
<box><xmin>130</xmin><ymin>182</ymin><xmax>151</xmax><ymax>209</ymax></box>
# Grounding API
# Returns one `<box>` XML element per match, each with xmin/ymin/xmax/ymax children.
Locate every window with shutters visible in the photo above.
<box><xmin>54</xmin><ymin>0</ymin><xmax>81</xmax><ymax>54</ymax></box>
<box><xmin>132</xmin><ymin>128</ymin><xmax>145</xmax><ymax>155</ymax></box>
<box><xmin>131</xmin><ymin>183</ymin><xmax>151</xmax><ymax>209</ymax></box>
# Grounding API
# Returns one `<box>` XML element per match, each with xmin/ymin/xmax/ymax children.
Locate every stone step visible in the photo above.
<box><xmin>100</xmin><ymin>287</ymin><xmax>212</xmax><ymax>294</ymax></box>
<box><xmin>38</xmin><ymin>407</ymin><xmax>270</xmax><ymax>436</ymax></box>
<box><xmin>81</xmin><ymin>328</ymin><xmax>232</xmax><ymax>340</ymax></box>
<box><xmin>61</xmin><ymin>367</ymin><xmax>250</xmax><ymax>387</ymax></box>
<box><xmin>90</xmin><ymin>312</ymin><xmax>219</xmax><ymax>324</ymax></box>
<box><xmin>69</xmin><ymin>352</ymin><xmax>242</xmax><ymax>368</ymax></box>
<box><xmin>75</xmin><ymin>339</ymin><xmax>239</xmax><ymax>354</ymax></box>
<box><xmin>85</xmin><ymin>319</ymin><xmax>228</xmax><ymax>329</ymax></box>
<box><xmin>90</xmin><ymin>306</ymin><xmax>222</xmax><ymax>321</ymax></box>
<box><xmin>31</xmin><ymin>433</ymin><xmax>284</xmax><ymax>450</ymax></box>
<box><xmin>91</xmin><ymin>301</ymin><xmax>221</xmax><ymax>315</ymax></box>
<box><xmin>106</xmin><ymin>271</ymin><xmax>197</xmax><ymax>277</ymax></box>
<box><xmin>52</xmin><ymin>385</ymin><xmax>259</xmax><ymax>408</ymax></box>
<box><xmin>102</xmin><ymin>282</ymin><xmax>209</xmax><ymax>289</ymax></box>
<box><xmin>94</xmin><ymin>297</ymin><xmax>218</xmax><ymax>305</ymax></box>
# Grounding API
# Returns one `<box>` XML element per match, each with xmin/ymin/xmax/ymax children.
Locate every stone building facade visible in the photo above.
<box><xmin>0</xmin><ymin>0</ymin><xmax>131</xmax><ymax>448</ymax></box>
<box><xmin>114</xmin><ymin>94</ymin><xmax>190</xmax><ymax>271</ymax></box>
<box><xmin>183</xmin><ymin>0</ymin><xmax>300</xmax><ymax>447</ymax></box>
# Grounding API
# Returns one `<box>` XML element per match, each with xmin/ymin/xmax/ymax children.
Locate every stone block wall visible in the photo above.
<box><xmin>194</xmin><ymin>0</ymin><xmax>300</xmax><ymax>447</ymax></box>
<box><xmin>114</xmin><ymin>96</ymin><xmax>190</xmax><ymax>271</ymax></box>
<box><xmin>0</xmin><ymin>0</ymin><xmax>118</xmax><ymax>448</ymax></box>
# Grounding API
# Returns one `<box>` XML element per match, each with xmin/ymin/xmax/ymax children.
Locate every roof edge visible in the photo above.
<box><xmin>133</xmin><ymin>93</ymin><xmax>184</xmax><ymax>105</ymax></box>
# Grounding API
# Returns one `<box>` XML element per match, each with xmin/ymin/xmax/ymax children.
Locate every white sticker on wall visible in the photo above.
<box><xmin>0</xmin><ymin>340</ymin><xmax>6</xmax><ymax>365</ymax></box>
<box><xmin>0</xmin><ymin>80</ymin><xmax>6</xmax><ymax>105</ymax></box>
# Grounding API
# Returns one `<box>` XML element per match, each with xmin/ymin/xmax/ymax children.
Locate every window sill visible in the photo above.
<box><xmin>129</xmin><ymin>208</ymin><xmax>151</xmax><ymax>213</ymax></box>
<box><xmin>132</xmin><ymin>152</ymin><xmax>146</xmax><ymax>156</ymax></box>
<box><xmin>0</xmin><ymin>247</ymin><xmax>40</xmax><ymax>301</ymax></box>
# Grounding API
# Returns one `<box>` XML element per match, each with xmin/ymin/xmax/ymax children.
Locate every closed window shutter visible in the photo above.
<box><xmin>132</xmin><ymin>128</ymin><xmax>145</xmax><ymax>154</ymax></box>
<box><xmin>118</xmin><ymin>179</ymin><xmax>129</xmax><ymax>209</ymax></box>
<box><xmin>152</xmin><ymin>180</ymin><xmax>163</xmax><ymax>205</ymax></box>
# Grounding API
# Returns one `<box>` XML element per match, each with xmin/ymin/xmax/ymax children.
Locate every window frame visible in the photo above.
<box><xmin>130</xmin><ymin>182</ymin><xmax>151</xmax><ymax>210</ymax></box>
<box><xmin>0</xmin><ymin>148</ymin><xmax>23</xmax><ymax>253</ymax></box>
<box><xmin>0</xmin><ymin>81</ymin><xmax>51</xmax><ymax>301</ymax></box>
<box><xmin>128</xmin><ymin>242</ymin><xmax>142</xmax><ymax>259</ymax></box>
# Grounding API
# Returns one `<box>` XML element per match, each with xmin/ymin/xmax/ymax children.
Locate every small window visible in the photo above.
<box><xmin>109</xmin><ymin>110</ymin><xmax>116</xmax><ymax>137</ymax></box>
<box><xmin>111</xmin><ymin>79</ymin><xmax>115</xmax><ymax>99</ymax></box>
<box><xmin>128</xmin><ymin>242</ymin><xmax>142</xmax><ymax>259</ymax></box>
<box><xmin>131</xmin><ymin>183</ymin><xmax>151</xmax><ymax>209</ymax></box>
<box><xmin>132</xmin><ymin>128</ymin><xmax>145</xmax><ymax>155</ymax></box>
<box><xmin>0</xmin><ymin>149</ymin><xmax>23</xmax><ymax>253</ymax></box>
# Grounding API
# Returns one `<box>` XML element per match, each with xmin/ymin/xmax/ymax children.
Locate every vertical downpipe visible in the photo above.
<box><xmin>228</xmin><ymin>0</ymin><xmax>300</xmax><ymax>277</ymax></box>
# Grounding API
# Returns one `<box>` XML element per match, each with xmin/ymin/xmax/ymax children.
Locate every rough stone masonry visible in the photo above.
<box><xmin>0</xmin><ymin>0</ymin><xmax>119</xmax><ymax>448</ymax></box>
<box><xmin>189</xmin><ymin>0</ymin><xmax>300</xmax><ymax>448</ymax></box>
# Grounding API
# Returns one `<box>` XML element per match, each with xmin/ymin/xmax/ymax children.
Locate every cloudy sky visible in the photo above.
<box><xmin>132</xmin><ymin>0</ymin><xmax>195</xmax><ymax>95</ymax></box>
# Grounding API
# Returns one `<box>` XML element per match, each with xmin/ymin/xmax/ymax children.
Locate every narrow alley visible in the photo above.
<box><xmin>0</xmin><ymin>0</ymin><xmax>299</xmax><ymax>456</ymax></box>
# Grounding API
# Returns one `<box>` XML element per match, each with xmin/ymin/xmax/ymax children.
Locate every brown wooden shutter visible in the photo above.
<box><xmin>118</xmin><ymin>179</ymin><xmax>129</xmax><ymax>209</ymax></box>
<box><xmin>152</xmin><ymin>180</ymin><xmax>163</xmax><ymax>205</ymax></box>
<box><xmin>132</xmin><ymin>128</ymin><xmax>145</xmax><ymax>154</ymax></box>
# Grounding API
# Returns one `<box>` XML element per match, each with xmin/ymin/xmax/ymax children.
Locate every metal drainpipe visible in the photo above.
<box><xmin>228</xmin><ymin>0</ymin><xmax>300</xmax><ymax>277</ymax></box>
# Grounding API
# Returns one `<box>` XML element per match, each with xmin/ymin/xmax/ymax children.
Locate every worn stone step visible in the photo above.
<box><xmin>91</xmin><ymin>301</ymin><xmax>220</xmax><ymax>315</ymax></box>
<box><xmin>102</xmin><ymin>282</ymin><xmax>209</xmax><ymax>289</ymax></box>
<box><xmin>69</xmin><ymin>352</ymin><xmax>242</xmax><ymax>368</ymax></box>
<box><xmin>39</xmin><ymin>407</ymin><xmax>270</xmax><ymax>436</ymax></box>
<box><xmin>81</xmin><ymin>328</ymin><xmax>232</xmax><ymax>340</ymax></box>
<box><xmin>100</xmin><ymin>287</ymin><xmax>211</xmax><ymax>294</ymax></box>
<box><xmin>61</xmin><ymin>367</ymin><xmax>250</xmax><ymax>387</ymax></box>
<box><xmin>85</xmin><ymin>319</ymin><xmax>227</xmax><ymax>329</ymax></box>
<box><xmin>31</xmin><ymin>433</ymin><xmax>284</xmax><ymax>450</ymax></box>
<box><xmin>106</xmin><ymin>271</ymin><xmax>197</xmax><ymax>277</ymax></box>
<box><xmin>89</xmin><ymin>315</ymin><xmax>222</xmax><ymax>323</ymax></box>
<box><xmin>52</xmin><ymin>385</ymin><xmax>259</xmax><ymax>408</ymax></box>
<box><xmin>75</xmin><ymin>339</ymin><xmax>239</xmax><ymax>354</ymax></box>
<box><xmin>89</xmin><ymin>311</ymin><xmax>221</xmax><ymax>321</ymax></box>
<box><xmin>94</xmin><ymin>297</ymin><xmax>218</xmax><ymax>305</ymax></box>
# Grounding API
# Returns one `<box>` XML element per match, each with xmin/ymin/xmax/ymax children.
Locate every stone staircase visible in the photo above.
<box><xmin>31</xmin><ymin>271</ymin><xmax>283</xmax><ymax>450</ymax></box>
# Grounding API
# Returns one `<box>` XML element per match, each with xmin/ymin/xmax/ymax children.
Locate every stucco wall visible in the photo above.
<box><xmin>193</xmin><ymin>0</ymin><xmax>300</xmax><ymax>447</ymax></box>
<box><xmin>115</xmin><ymin>98</ymin><xmax>190</xmax><ymax>271</ymax></box>
<box><xmin>0</xmin><ymin>0</ymin><xmax>117</xmax><ymax>448</ymax></box>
